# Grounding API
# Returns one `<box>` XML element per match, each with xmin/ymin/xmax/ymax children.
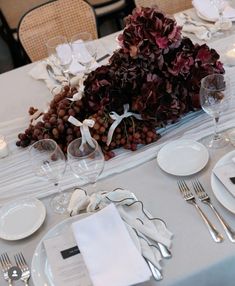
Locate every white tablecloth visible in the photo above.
<box><xmin>1</xmin><ymin>17</ymin><xmax>235</xmax><ymax>286</ymax></box>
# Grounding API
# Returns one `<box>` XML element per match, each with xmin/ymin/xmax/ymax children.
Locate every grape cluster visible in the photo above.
<box><xmin>16</xmin><ymin>86</ymin><xmax>83</xmax><ymax>153</ymax></box>
<box><xmin>89</xmin><ymin>110</ymin><xmax>160</xmax><ymax>160</ymax></box>
<box><xmin>17</xmin><ymin>86</ymin><xmax>160</xmax><ymax>160</ymax></box>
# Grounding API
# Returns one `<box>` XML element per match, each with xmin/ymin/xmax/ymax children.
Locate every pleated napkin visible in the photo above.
<box><xmin>71</xmin><ymin>204</ymin><xmax>151</xmax><ymax>286</ymax></box>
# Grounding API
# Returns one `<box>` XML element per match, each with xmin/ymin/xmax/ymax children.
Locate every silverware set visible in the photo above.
<box><xmin>0</xmin><ymin>253</ymin><xmax>30</xmax><ymax>285</ymax></box>
<box><xmin>178</xmin><ymin>179</ymin><xmax>235</xmax><ymax>243</ymax></box>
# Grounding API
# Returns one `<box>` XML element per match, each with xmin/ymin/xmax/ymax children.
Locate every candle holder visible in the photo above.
<box><xmin>0</xmin><ymin>135</ymin><xmax>9</xmax><ymax>158</ymax></box>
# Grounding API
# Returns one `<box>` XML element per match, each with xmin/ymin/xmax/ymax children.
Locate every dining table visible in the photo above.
<box><xmin>1</xmin><ymin>7</ymin><xmax>235</xmax><ymax>286</ymax></box>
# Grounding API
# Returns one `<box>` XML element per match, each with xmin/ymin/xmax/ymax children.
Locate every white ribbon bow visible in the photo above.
<box><xmin>107</xmin><ymin>104</ymin><xmax>142</xmax><ymax>146</ymax></box>
<box><xmin>68</xmin><ymin>82</ymin><xmax>85</xmax><ymax>102</ymax></box>
<box><xmin>68</xmin><ymin>116</ymin><xmax>95</xmax><ymax>148</ymax></box>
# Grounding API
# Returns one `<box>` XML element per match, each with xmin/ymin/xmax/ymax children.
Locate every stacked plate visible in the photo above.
<box><xmin>192</xmin><ymin>0</ymin><xmax>235</xmax><ymax>22</ymax></box>
<box><xmin>211</xmin><ymin>150</ymin><xmax>235</xmax><ymax>213</ymax></box>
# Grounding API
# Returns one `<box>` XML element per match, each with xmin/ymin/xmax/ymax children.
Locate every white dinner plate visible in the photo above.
<box><xmin>0</xmin><ymin>198</ymin><xmax>46</xmax><ymax>240</ymax></box>
<box><xmin>196</xmin><ymin>10</ymin><xmax>235</xmax><ymax>23</ymax></box>
<box><xmin>211</xmin><ymin>150</ymin><xmax>235</xmax><ymax>213</ymax></box>
<box><xmin>31</xmin><ymin>214</ymin><xmax>89</xmax><ymax>286</ymax></box>
<box><xmin>157</xmin><ymin>139</ymin><xmax>209</xmax><ymax>176</ymax></box>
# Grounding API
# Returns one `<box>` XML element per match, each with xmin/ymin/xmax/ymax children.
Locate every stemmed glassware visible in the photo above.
<box><xmin>29</xmin><ymin>139</ymin><xmax>69</xmax><ymax>214</ymax></box>
<box><xmin>210</xmin><ymin>0</ymin><xmax>232</xmax><ymax>30</ymax></box>
<box><xmin>67</xmin><ymin>138</ymin><xmax>104</xmax><ymax>190</ymax></box>
<box><xmin>71</xmin><ymin>32</ymin><xmax>97</xmax><ymax>71</ymax></box>
<box><xmin>46</xmin><ymin>35</ymin><xmax>72</xmax><ymax>81</ymax></box>
<box><xmin>200</xmin><ymin>74</ymin><xmax>231</xmax><ymax>148</ymax></box>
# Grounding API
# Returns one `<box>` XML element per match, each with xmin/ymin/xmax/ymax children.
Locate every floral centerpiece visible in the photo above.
<box><xmin>17</xmin><ymin>6</ymin><xmax>224</xmax><ymax>159</ymax></box>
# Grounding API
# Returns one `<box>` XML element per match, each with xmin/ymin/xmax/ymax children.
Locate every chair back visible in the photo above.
<box><xmin>18</xmin><ymin>0</ymin><xmax>98</xmax><ymax>62</ymax></box>
<box><xmin>134</xmin><ymin>0</ymin><xmax>192</xmax><ymax>15</ymax></box>
<box><xmin>0</xmin><ymin>0</ymin><xmax>50</xmax><ymax>31</ymax></box>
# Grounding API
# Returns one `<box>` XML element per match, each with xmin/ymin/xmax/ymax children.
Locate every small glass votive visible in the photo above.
<box><xmin>0</xmin><ymin>135</ymin><xmax>9</xmax><ymax>158</ymax></box>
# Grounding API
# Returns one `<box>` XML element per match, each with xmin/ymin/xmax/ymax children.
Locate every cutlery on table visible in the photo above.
<box><xmin>46</xmin><ymin>63</ymin><xmax>64</xmax><ymax>84</ymax></box>
<box><xmin>131</xmin><ymin>193</ymin><xmax>172</xmax><ymax>259</ymax></box>
<box><xmin>96</xmin><ymin>53</ymin><xmax>111</xmax><ymax>63</ymax></box>
<box><xmin>192</xmin><ymin>179</ymin><xmax>235</xmax><ymax>242</ymax></box>
<box><xmin>178</xmin><ymin>180</ymin><xmax>223</xmax><ymax>243</ymax></box>
<box><xmin>0</xmin><ymin>253</ymin><xmax>13</xmax><ymax>286</ymax></box>
<box><xmin>125</xmin><ymin>223</ymin><xmax>163</xmax><ymax>281</ymax></box>
<box><xmin>14</xmin><ymin>253</ymin><xmax>30</xmax><ymax>286</ymax></box>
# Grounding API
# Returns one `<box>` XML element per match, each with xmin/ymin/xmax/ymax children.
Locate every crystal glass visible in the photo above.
<box><xmin>67</xmin><ymin>138</ymin><xmax>104</xmax><ymax>189</ymax></box>
<box><xmin>46</xmin><ymin>35</ymin><xmax>72</xmax><ymax>80</ymax></box>
<box><xmin>200</xmin><ymin>74</ymin><xmax>231</xmax><ymax>148</ymax></box>
<box><xmin>29</xmin><ymin>139</ymin><xmax>69</xmax><ymax>214</ymax></box>
<box><xmin>211</xmin><ymin>0</ymin><xmax>232</xmax><ymax>30</ymax></box>
<box><xmin>71</xmin><ymin>32</ymin><xmax>97</xmax><ymax>71</ymax></box>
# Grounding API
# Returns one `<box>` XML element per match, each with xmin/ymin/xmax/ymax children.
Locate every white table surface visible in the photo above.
<box><xmin>1</xmin><ymin>15</ymin><xmax>235</xmax><ymax>286</ymax></box>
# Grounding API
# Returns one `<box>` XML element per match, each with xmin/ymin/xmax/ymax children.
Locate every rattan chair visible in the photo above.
<box><xmin>134</xmin><ymin>0</ymin><xmax>192</xmax><ymax>15</ymax></box>
<box><xmin>18</xmin><ymin>0</ymin><xmax>98</xmax><ymax>62</ymax></box>
<box><xmin>0</xmin><ymin>0</ymin><xmax>50</xmax><ymax>66</ymax></box>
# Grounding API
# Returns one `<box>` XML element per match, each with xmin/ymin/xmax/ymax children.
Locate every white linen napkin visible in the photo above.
<box><xmin>174</xmin><ymin>13</ymin><xmax>217</xmax><ymax>40</ymax></box>
<box><xmin>68</xmin><ymin>188</ymin><xmax>173</xmax><ymax>273</ymax></box>
<box><xmin>193</xmin><ymin>0</ymin><xmax>235</xmax><ymax>22</ymax></box>
<box><xmin>29</xmin><ymin>60</ymin><xmax>84</xmax><ymax>94</ymax></box>
<box><xmin>71</xmin><ymin>204</ymin><xmax>151</xmax><ymax>286</ymax></box>
<box><xmin>213</xmin><ymin>162</ymin><xmax>235</xmax><ymax>197</ymax></box>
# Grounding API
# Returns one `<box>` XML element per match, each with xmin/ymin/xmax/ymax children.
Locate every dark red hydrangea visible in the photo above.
<box><xmin>118</xmin><ymin>6</ymin><xmax>182</xmax><ymax>58</ymax></box>
<box><xmin>83</xmin><ymin>6</ymin><xmax>224</xmax><ymax>129</ymax></box>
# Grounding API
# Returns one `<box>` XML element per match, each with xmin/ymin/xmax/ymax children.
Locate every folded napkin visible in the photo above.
<box><xmin>213</xmin><ymin>161</ymin><xmax>235</xmax><ymax>197</ymax></box>
<box><xmin>29</xmin><ymin>60</ymin><xmax>84</xmax><ymax>95</ymax></box>
<box><xmin>175</xmin><ymin>13</ymin><xmax>218</xmax><ymax>40</ymax></box>
<box><xmin>71</xmin><ymin>204</ymin><xmax>151</xmax><ymax>286</ymax></box>
<box><xmin>193</xmin><ymin>0</ymin><xmax>235</xmax><ymax>22</ymax></box>
<box><xmin>68</xmin><ymin>188</ymin><xmax>173</xmax><ymax>272</ymax></box>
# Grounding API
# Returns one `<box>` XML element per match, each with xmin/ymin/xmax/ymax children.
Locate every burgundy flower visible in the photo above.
<box><xmin>118</xmin><ymin>6</ymin><xmax>182</xmax><ymax>58</ymax></box>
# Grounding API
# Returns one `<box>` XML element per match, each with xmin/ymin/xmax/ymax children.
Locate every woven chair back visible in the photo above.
<box><xmin>134</xmin><ymin>0</ymin><xmax>192</xmax><ymax>15</ymax></box>
<box><xmin>18</xmin><ymin>0</ymin><xmax>98</xmax><ymax>62</ymax></box>
<box><xmin>0</xmin><ymin>0</ymin><xmax>50</xmax><ymax>30</ymax></box>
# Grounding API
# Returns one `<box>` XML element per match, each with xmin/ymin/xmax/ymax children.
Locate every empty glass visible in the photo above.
<box><xmin>29</xmin><ymin>139</ymin><xmax>69</xmax><ymax>214</ymax></box>
<box><xmin>46</xmin><ymin>35</ymin><xmax>72</xmax><ymax>80</ymax></box>
<box><xmin>71</xmin><ymin>32</ymin><xmax>97</xmax><ymax>71</ymax></box>
<box><xmin>211</xmin><ymin>0</ymin><xmax>232</xmax><ymax>30</ymax></box>
<box><xmin>200</xmin><ymin>74</ymin><xmax>231</xmax><ymax>148</ymax></box>
<box><xmin>67</xmin><ymin>138</ymin><xmax>104</xmax><ymax>189</ymax></box>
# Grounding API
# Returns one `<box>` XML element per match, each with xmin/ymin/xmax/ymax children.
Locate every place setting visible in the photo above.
<box><xmin>3</xmin><ymin>2</ymin><xmax>235</xmax><ymax>286</ymax></box>
<box><xmin>29</xmin><ymin>32</ymin><xmax>111</xmax><ymax>96</ymax></box>
<box><xmin>175</xmin><ymin>0</ymin><xmax>235</xmax><ymax>41</ymax></box>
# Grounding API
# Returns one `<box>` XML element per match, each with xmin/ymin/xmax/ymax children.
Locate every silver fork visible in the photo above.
<box><xmin>0</xmin><ymin>253</ymin><xmax>13</xmax><ymax>286</ymax></box>
<box><xmin>14</xmin><ymin>253</ymin><xmax>30</xmax><ymax>286</ymax></box>
<box><xmin>193</xmin><ymin>179</ymin><xmax>235</xmax><ymax>243</ymax></box>
<box><xmin>178</xmin><ymin>180</ymin><xmax>223</xmax><ymax>243</ymax></box>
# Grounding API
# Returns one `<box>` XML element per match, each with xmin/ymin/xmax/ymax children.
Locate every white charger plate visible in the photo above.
<box><xmin>0</xmin><ymin>198</ymin><xmax>46</xmax><ymax>240</ymax></box>
<box><xmin>31</xmin><ymin>214</ymin><xmax>89</xmax><ymax>286</ymax></box>
<box><xmin>211</xmin><ymin>150</ymin><xmax>235</xmax><ymax>213</ymax></box>
<box><xmin>157</xmin><ymin>139</ymin><xmax>209</xmax><ymax>176</ymax></box>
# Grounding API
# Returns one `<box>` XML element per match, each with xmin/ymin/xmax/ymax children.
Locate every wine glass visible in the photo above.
<box><xmin>46</xmin><ymin>35</ymin><xmax>72</xmax><ymax>81</ymax></box>
<box><xmin>29</xmin><ymin>139</ymin><xmax>69</xmax><ymax>214</ymax></box>
<box><xmin>200</xmin><ymin>74</ymin><xmax>231</xmax><ymax>148</ymax></box>
<box><xmin>71</xmin><ymin>32</ymin><xmax>97</xmax><ymax>71</ymax></box>
<box><xmin>211</xmin><ymin>0</ymin><xmax>232</xmax><ymax>30</ymax></box>
<box><xmin>67</xmin><ymin>138</ymin><xmax>104</xmax><ymax>190</ymax></box>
